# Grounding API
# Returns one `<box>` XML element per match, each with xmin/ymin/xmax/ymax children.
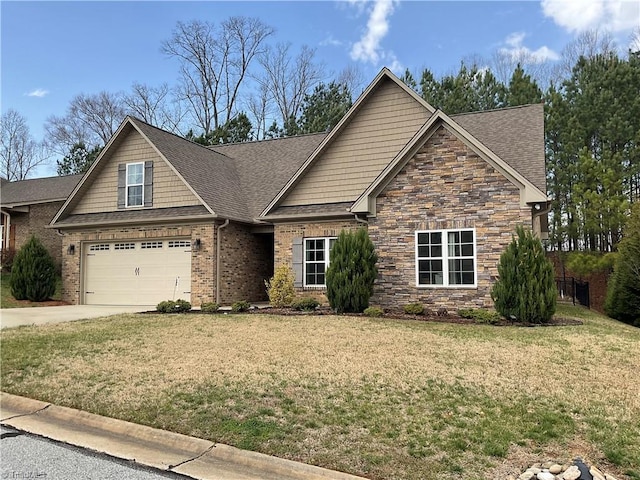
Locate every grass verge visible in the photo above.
<box><xmin>1</xmin><ymin>304</ymin><xmax>638</xmax><ymax>479</ymax></box>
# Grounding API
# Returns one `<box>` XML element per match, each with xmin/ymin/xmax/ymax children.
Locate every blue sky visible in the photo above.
<box><xmin>2</xmin><ymin>1</ymin><xmax>639</xmax><ymax>178</ymax></box>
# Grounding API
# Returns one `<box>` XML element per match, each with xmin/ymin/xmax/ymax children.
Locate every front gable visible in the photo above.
<box><xmin>52</xmin><ymin>119</ymin><xmax>210</xmax><ymax>227</ymax></box>
<box><xmin>263</xmin><ymin>69</ymin><xmax>434</xmax><ymax>216</ymax></box>
<box><xmin>69</xmin><ymin>128</ymin><xmax>201</xmax><ymax>215</ymax></box>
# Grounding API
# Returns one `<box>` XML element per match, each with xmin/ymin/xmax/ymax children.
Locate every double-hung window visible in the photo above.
<box><xmin>416</xmin><ymin>229</ymin><xmax>476</xmax><ymax>287</ymax></box>
<box><xmin>304</xmin><ymin>237</ymin><xmax>336</xmax><ymax>287</ymax></box>
<box><xmin>126</xmin><ymin>162</ymin><xmax>144</xmax><ymax>207</ymax></box>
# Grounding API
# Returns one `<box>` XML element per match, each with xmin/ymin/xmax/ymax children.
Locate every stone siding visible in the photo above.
<box><xmin>274</xmin><ymin>220</ymin><xmax>360</xmax><ymax>303</ymax></box>
<box><xmin>368</xmin><ymin>126</ymin><xmax>531</xmax><ymax>310</ymax></box>
<box><xmin>218</xmin><ymin>222</ymin><xmax>273</xmax><ymax>304</ymax></box>
<box><xmin>10</xmin><ymin>201</ymin><xmax>65</xmax><ymax>269</ymax></box>
<box><xmin>60</xmin><ymin>223</ymin><xmax>215</xmax><ymax>306</ymax></box>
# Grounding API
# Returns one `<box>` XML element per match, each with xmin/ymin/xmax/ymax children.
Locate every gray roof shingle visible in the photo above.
<box><xmin>211</xmin><ymin>133</ymin><xmax>326</xmax><ymax>219</ymax></box>
<box><xmin>1</xmin><ymin>174</ymin><xmax>82</xmax><ymax>206</ymax></box>
<box><xmin>452</xmin><ymin>104</ymin><xmax>546</xmax><ymax>192</ymax></box>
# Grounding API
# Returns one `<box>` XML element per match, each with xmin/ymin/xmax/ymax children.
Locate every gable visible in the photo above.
<box><xmin>69</xmin><ymin>128</ymin><xmax>201</xmax><ymax>216</ymax></box>
<box><xmin>279</xmin><ymin>77</ymin><xmax>431</xmax><ymax>207</ymax></box>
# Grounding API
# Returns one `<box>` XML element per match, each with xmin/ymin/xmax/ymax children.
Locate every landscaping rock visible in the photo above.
<box><xmin>512</xmin><ymin>459</ymin><xmax>619</xmax><ymax>480</ymax></box>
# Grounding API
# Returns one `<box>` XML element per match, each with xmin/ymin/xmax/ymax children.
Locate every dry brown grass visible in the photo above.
<box><xmin>2</xmin><ymin>305</ymin><xmax>639</xmax><ymax>480</ymax></box>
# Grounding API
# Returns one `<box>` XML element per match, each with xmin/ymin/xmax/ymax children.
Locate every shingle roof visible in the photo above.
<box><xmin>211</xmin><ymin>133</ymin><xmax>326</xmax><ymax>219</ymax></box>
<box><xmin>54</xmin><ymin>205</ymin><xmax>211</xmax><ymax>227</ymax></box>
<box><xmin>1</xmin><ymin>174</ymin><xmax>82</xmax><ymax>206</ymax></box>
<box><xmin>452</xmin><ymin>104</ymin><xmax>546</xmax><ymax>192</ymax></box>
<box><xmin>131</xmin><ymin>119</ymin><xmax>252</xmax><ymax>221</ymax></box>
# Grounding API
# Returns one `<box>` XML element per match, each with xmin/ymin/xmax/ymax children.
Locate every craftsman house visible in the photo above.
<box><xmin>1</xmin><ymin>174</ymin><xmax>82</xmax><ymax>269</ymax></box>
<box><xmin>50</xmin><ymin>68</ymin><xmax>548</xmax><ymax>308</ymax></box>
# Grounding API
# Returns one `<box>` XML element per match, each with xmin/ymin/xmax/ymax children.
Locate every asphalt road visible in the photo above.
<box><xmin>0</xmin><ymin>426</ymin><xmax>188</xmax><ymax>480</ymax></box>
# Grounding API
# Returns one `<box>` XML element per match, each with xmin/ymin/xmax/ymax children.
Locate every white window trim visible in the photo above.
<box><xmin>303</xmin><ymin>237</ymin><xmax>336</xmax><ymax>288</ymax></box>
<box><xmin>125</xmin><ymin>162</ymin><xmax>144</xmax><ymax>208</ymax></box>
<box><xmin>415</xmin><ymin>228</ymin><xmax>477</xmax><ymax>288</ymax></box>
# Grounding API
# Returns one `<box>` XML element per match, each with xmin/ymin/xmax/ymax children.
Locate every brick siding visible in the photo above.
<box><xmin>10</xmin><ymin>201</ymin><xmax>65</xmax><ymax>269</ymax></box>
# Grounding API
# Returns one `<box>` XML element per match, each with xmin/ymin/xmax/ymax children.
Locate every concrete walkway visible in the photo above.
<box><xmin>0</xmin><ymin>305</ymin><xmax>153</xmax><ymax>329</ymax></box>
<box><xmin>0</xmin><ymin>393</ymin><xmax>367</xmax><ymax>480</ymax></box>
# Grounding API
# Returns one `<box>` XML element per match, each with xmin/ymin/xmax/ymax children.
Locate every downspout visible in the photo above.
<box><xmin>354</xmin><ymin>214</ymin><xmax>368</xmax><ymax>225</ymax></box>
<box><xmin>216</xmin><ymin>219</ymin><xmax>230</xmax><ymax>304</ymax></box>
<box><xmin>1</xmin><ymin>209</ymin><xmax>10</xmax><ymax>254</ymax></box>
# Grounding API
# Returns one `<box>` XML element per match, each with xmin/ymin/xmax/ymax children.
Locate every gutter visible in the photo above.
<box><xmin>216</xmin><ymin>219</ymin><xmax>230</xmax><ymax>304</ymax></box>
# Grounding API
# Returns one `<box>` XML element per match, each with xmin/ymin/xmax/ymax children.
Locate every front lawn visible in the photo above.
<box><xmin>0</xmin><ymin>271</ymin><xmax>63</xmax><ymax>308</ymax></box>
<box><xmin>1</xmin><ymin>304</ymin><xmax>638</xmax><ymax>479</ymax></box>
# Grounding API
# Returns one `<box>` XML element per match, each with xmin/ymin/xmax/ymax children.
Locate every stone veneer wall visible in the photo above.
<box><xmin>218</xmin><ymin>222</ymin><xmax>273</xmax><ymax>304</ymax></box>
<box><xmin>10</xmin><ymin>201</ymin><xmax>65</xmax><ymax>269</ymax></box>
<box><xmin>274</xmin><ymin>220</ymin><xmax>360</xmax><ymax>303</ymax></box>
<box><xmin>60</xmin><ymin>223</ymin><xmax>215</xmax><ymax>306</ymax></box>
<box><xmin>368</xmin><ymin>126</ymin><xmax>532</xmax><ymax>310</ymax></box>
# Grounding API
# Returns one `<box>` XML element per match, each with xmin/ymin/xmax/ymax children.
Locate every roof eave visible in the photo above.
<box><xmin>49</xmin><ymin>213</ymin><xmax>218</xmax><ymax>230</ymax></box>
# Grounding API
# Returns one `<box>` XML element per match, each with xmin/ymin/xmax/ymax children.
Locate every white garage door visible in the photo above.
<box><xmin>83</xmin><ymin>239</ymin><xmax>192</xmax><ymax>305</ymax></box>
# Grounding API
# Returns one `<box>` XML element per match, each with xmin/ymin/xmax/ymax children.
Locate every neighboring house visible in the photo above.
<box><xmin>50</xmin><ymin>68</ymin><xmax>549</xmax><ymax>308</ymax></box>
<box><xmin>1</xmin><ymin>174</ymin><xmax>82</xmax><ymax>268</ymax></box>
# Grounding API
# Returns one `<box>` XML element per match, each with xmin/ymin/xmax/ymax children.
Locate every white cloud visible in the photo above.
<box><xmin>541</xmin><ymin>0</ymin><xmax>640</xmax><ymax>33</ymax></box>
<box><xmin>26</xmin><ymin>88</ymin><xmax>49</xmax><ymax>98</ymax></box>
<box><xmin>320</xmin><ymin>35</ymin><xmax>343</xmax><ymax>47</ymax></box>
<box><xmin>500</xmin><ymin>31</ymin><xmax>560</xmax><ymax>63</ymax></box>
<box><xmin>350</xmin><ymin>0</ymin><xmax>399</xmax><ymax>64</ymax></box>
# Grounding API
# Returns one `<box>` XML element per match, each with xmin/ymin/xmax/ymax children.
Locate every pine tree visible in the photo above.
<box><xmin>491</xmin><ymin>226</ymin><xmax>557</xmax><ymax>323</ymax></box>
<box><xmin>605</xmin><ymin>203</ymin><xmax>640</xmax><ymax>326</ymax></box>
<box><xmin>10</xmin><ymin>235</ymin><xmax>57</xmax><ymax>302</ymax></box>
<box><xmin>326</xmin><ymin>228</ymin><xmax>378</xmax><ymax>314</ymax></box>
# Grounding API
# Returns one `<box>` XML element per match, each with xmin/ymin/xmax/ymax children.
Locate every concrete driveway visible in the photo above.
<box><xmin>0</xmin><ymin>305</ymin><xmax>153</xmax><ymax>329</ymax></box>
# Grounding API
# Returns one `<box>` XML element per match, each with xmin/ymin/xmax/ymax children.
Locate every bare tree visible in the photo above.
<box><xmin>1</xmin><ymin>109</ymin><xmax>49</xmax><ymax>180</ymax></box>
<box><xmin>246</xmin><ymin>82</ymin><xmax>272</xmax><ymax>140</ymax></box>
<box><xmin>259</xmin><ymin>43</ymin><xmax>325</xmax><ymax>125</ymax></box>
<box><xmin>161</xmin><ymin>17</ymin><xmax>273</xmax><ymax>134</ymax></box>
<box><xmin>45</xmin><ymin>91</ymin><xmax>126</xmax><ymax>155</ymax></box>
<box><xmin>123</xmin><ymin>82</ymin><xmax>186</xmax><ymax>133</ymax></box>
<box><xmin>336</xmin><ymin>64</ymin><xmax>366</xmax><ymax>98</ymax></box>
<box><xmin>552</xmin><ymin>29</ymin><xmax>617</xmax><ymax>82</ymax></box>
<box><xmin>490</xmin><ymin>49</ymin><xmax>553</xmax><ymax>88</ymax></box>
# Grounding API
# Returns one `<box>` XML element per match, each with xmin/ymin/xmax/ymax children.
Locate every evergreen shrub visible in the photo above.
<box><xmin>363</xmin><ymin>306</ymin><xmax>384</xmax><ymax>317</ymax></box>
<box><xmin>326</xmin><ymin>228</ymin><xmax>378</xmax><ymax>313</ymax></box>
<box><xmin>291</xmin><ymin>297</ymin><xmax>320</xmax><ymax>311</ymax></box>
<box><xmin>403</xmin><ymin>303</ymin><xmax>425</xmax><ymax>315</ymax></box>
<box><xmin>10</xmin><ymin>235</ymin><xmax>57</xmax><ymax>302</ymax></box>
<box><xmin>491</xmin><ymin>226</ymin><xmax>556</xmax><ymax>323</ymax></box>
<box><xmin>201</xmin><ymin>302</ymin><xmax>220</xmax><ymax>313</ymax></box>
<box><xmin>231</xmin><ymin>300</ymin><xmax>251</xmax><ymax>312</ymax></box>
<box><xmin>605</xmin><ymin>204</ymin><xmax>640</xmax><ymax>326</ymax></box>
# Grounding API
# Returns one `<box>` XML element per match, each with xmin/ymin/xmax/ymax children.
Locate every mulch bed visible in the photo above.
<box><xmin>246</xmin><ymin>306</ymin><xmax>583</xmax><ymax>327</ymax></box>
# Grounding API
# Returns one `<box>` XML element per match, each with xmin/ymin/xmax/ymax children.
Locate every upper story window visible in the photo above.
<box><xmin>415</xmin><ymin>229</ymin><xmax>476</xmax><ymax>287</ymax></box>
<box><xmin>126</xmin><ymin>162</ymin><xmax>144</xmax><ymax>207</ymax></box>
<box><xmin>304</xmin><ymin>237</ymin><xmax>336</xmax><ymax>287</ymax></box>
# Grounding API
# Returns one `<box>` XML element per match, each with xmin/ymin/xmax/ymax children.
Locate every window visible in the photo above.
<box><xmin>114</xmin><ymin>242</ymin><xmax>135</xmax><ymax>250</ymax></box>
<box><xmin>304</xmin><ymin>237</ymin><xmax>336</xmax><ymax>287</ymax></box>
<box><xmin>126</xmin><ymin>162</ymin><xmax>144</xmax><ymax>207</ymax></box>
<box><xmin>89</xmin><ymin>244</ymin><xmax>110</xmax><ymax>251</ymax></box>
<box><xmin>416</xmin><ymin>229</ymin><xmax>476</xmax><ymax>287</ymax></box>
<box><xmin>168</xmin><ymin>240</ymin><xmax>191</xmax><ymax>248</ymax></box>
<box><xmin>141</xmin><ymin>241</ymin><xmax>163</xmax><ymax>249</ymax></box>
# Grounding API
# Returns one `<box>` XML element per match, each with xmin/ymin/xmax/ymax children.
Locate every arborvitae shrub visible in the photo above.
<box><xmin>605</xmin><ymin>204</ymin><xmax>640</xmax><ymax>326</ymax></box>
<box><xmin>10</xmin><ymin>235</ymin><xmax>57</xmax><ymax>302</ymax></box>
<box><xmin>491</xmin><ymin>226</ymin><xmax>557</xmax><ymax>323</ymax></box>
<box><xmin>265</xmin><ymin>264</ymin><xmax>295</xmax><ymax>307</ymax></box>
<box><xmin>326</xmin><ymin>228</ymin><xmax>378</xmax><ymax>314</ymax></box>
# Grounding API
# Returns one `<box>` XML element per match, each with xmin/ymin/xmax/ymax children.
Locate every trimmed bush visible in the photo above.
<box><xmin>201</xmin><ymin>302</ymin><xmax>220</xmax><ymax>313</ymax></box>
<box><xmin>326</xmin><ymin>228</ymin><xmax>378</xmax><ymax>314</ymax></box>
<box><xmin>10</xmin><ymin>235</ymin><xmax>57</xmax><ymax>302</ymax></box>
<box><xmin>605</xmin><ymin>203</ymin><xmax>640</xmax><ymax>326</ymax></box>
<box><xmin>265</xmin><ymin>265</ymin><xmax>295</xmax><ymax>307</ymax></box>
<box><xmin>404</xmin><ymin>303</ymin><xmax>425</xmax><ymax>315</ymax></box>
<box><xmin>363</xmin><ymin>306</ymin><xmax>384</xmax><ymax>317</ymax></box>
<box><xmin>458</xmin><ymin>308</ymin><xmax>501</xmax><ymax>324</ymax></box>
<box><xmin>156</xmin><ymin>299</ymin><xmax>191</xmax><ymax>313</ymax></box>
<box><xmin>491</xmin><ymin>225</ymin><xmax>556</xmax><ymax>324</ymax></box>
<box><xmin>231</xmin><ymin>300</ymin><xmax>251</xmax><ymax>312</ymax></box>
<box><xmin>291</xmin><ymin>297</ymin><xmax>320</xmax><ymax>311</ymax></box>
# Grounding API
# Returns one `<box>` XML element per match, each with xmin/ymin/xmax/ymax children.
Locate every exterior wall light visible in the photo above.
<box><xmin>194</xmin><ymin>238</ymin><xmax>202</xmax><ymax>250</ymax></box>
<box><xmin>67</xmin><ymin>244</ymin><xmax>76</xmax><ymax>255</ymax></box>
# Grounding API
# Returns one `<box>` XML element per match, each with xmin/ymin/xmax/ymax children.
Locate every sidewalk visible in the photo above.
<box><xmin>0</xmin><ymin>392</ymin><xmax>368</xmax><ymax>480</ymax></box>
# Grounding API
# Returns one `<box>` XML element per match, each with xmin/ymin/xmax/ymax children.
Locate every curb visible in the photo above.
<box><xmin>1</xmin><ymin>392</ymin><xmax>368</xmax><ymax>480</ymax></box>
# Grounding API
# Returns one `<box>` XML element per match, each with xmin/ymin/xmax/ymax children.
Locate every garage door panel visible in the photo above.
<box><xmin>84</xmin><ymin>239</ymin><xmax>192</xmax><ymax>306</ymax></box>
